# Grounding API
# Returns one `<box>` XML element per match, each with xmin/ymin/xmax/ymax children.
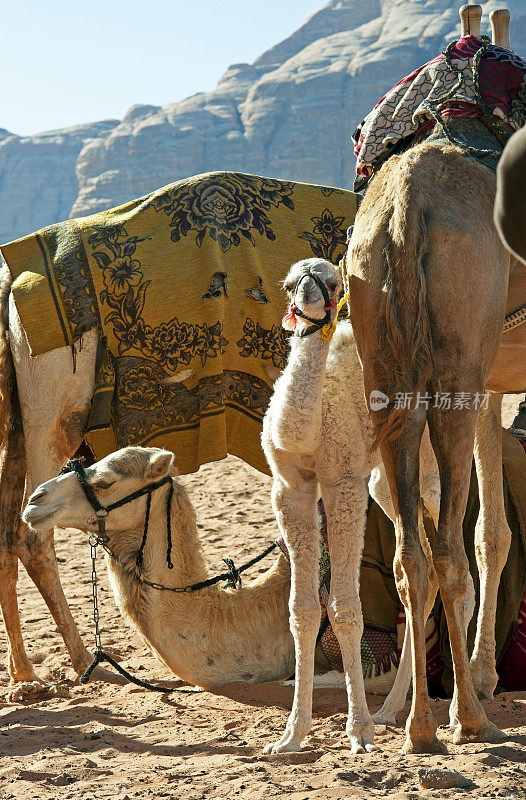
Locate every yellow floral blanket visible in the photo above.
<box><xmin>1</xmin><ymin>171</ymin><xmax>358</xmax><ymax>474</ymax></box>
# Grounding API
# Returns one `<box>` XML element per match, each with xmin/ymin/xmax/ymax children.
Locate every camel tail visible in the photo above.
<box><xmin>374</xmin><ymin>170</ymin><xmax>434</xmax><ymax>448</ymax></box>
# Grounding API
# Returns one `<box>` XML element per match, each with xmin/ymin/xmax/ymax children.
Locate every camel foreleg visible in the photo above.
<box><xmin>9</xmin><ymin>307</ymin><xmax>124</xmax><ymax>687</ymax></box>
<box><xmin>263</xmin><ymin>470</ymin><xmax>320</xmax><ymax>754</ymax></box>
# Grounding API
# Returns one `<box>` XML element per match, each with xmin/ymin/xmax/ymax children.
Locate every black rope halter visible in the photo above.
<box><xmin>60</xmin><ymin>457</ymin><xmax>175</xmax><ymax>571</ymax></box>
<box><xmin>289</xmin><ymin>270</ymin><xmax>336</xmax><ymax>338</ymax></box>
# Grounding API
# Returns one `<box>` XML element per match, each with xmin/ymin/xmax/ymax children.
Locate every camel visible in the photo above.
<box><xmin>21</xmin><ymin>446</ymin><xmax>298</xmax><ymax>688</ymax></box>
<box><xmin>19</xmin><ymin>444</ymin><xmax>398</xmax><ymax>695</ymax></box>
<box><xmin>343</xmin><ymin>5</ymin><xmax>526</xmax><ymax>753</ymax></box>
<box><xmin>261</xmin><ymin>258</ymin><xmax>378</xmax><ymax>754</ymax></box>
<box><xmin>344</xmin><ymin>99</ymin><xmax>524</xmax><ymax>766</ymax></box>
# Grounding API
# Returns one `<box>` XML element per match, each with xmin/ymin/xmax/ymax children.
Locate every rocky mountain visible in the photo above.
<box><xmin>2</xmin><ymin>0</ymin><xmax>525</xmax><ymax>242</ymax></box>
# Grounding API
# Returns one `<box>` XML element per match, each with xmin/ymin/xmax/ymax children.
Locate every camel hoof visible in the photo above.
<box><xmin>77</xmin><ymin>664</ymin><xmax>128</xmax><ymax>686</ymax></box>
<box><xmin>350</xmin><ymin>741</ymin><xmax>377</xmax><ymax>754</ymax></box>
<box><xmin>373</xmin><ymin>708</ymin><xmax>398</xmax><ymax>726</ymax></box>
<box><xmin>263</xmin><ymin>740</ymin><xmax>302</xmax><ymax>755</ymax></box>
<box><xmin>348</xmin><ymin>722</ymin><xmax>376</xmax><ymax>754</ymax></box>
<box><xmin>4</xmin><ymin>680</ymin><xmax>71</xmax><ymax>703</ymax></box>
<box><xmin>470</xmin><ymin>661</ymin><xmax>498</xmax><ymax>701</ymax></box>
<box><xmin>452</xmin><ymin>720</ymin><xmax>506</xmax><ymax>745</ymax></box>
<box><xmin>401</xmin><ymin>736</ymin><xmax>448</xmax><ymax>755</ymax></box>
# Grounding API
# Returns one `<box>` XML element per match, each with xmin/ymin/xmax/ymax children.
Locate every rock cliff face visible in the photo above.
<box><xmin>0</xmin><ymin>121</ymin><xmax>118</xmax><ymax>243</ymax></box>
<box><xmin>2</xmin><ymin>0</ymin><xmax>525</xmax><ymax>241</ymax></box>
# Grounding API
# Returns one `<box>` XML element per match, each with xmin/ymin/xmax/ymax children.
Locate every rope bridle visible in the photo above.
<box><xmin>60</xmin><ymin>458</ymin><xmax>176</xmax><ymax>573</ymax></box>
<box><xmin>59</xmin><ymin>458</ymin><xmax>277</xmax><ymax>691</ymax></box>
<box><xmin>284</xmin><ymin>270</ymin><xmax>337</xmax><ymax>338</ymax></box>
<box><xmin>283</xmin><ymin>268</ymin><xmax>349</xmax><ymax>339</ymax></box>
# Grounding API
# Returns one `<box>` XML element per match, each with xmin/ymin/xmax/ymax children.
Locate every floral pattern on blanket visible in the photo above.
<box><xmin>88</xmin><ymin>224</ymin><xmax>228</xmax><ymax>367</ymax></box>
<box><xmin>151</xmin><ymin>172</ymin><xmax>295</xmax><ymax>252</ymax></box>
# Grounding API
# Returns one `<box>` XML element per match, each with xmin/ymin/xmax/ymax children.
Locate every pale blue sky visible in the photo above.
<box><xmin>2</xmin><ymin>0</ymin><xmax>324</xmax><ymax>137</ymax></box>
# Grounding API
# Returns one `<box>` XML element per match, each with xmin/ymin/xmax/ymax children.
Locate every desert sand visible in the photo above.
<box><xmin>0</xmin><ymin>395</ymin><xmax>524</xmax><ymax>799</ymax></box>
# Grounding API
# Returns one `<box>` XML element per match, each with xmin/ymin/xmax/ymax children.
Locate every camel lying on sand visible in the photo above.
<box><xmin>19</xmin><ymin>445</ymin><xmax>392</xmax><ymax>696</ymax></box>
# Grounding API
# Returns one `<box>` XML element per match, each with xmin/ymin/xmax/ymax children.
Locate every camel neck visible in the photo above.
<box><xmin>270</xmin><ymin>330</ymin><xmax>331</xmax><ymax>454</ymax></box>
<box><xmin>102</xmin><ymin>480</ymin><xmax>294</xmax><ymax>686</ymax></box>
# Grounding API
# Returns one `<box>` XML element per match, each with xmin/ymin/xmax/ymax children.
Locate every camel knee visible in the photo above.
<box><xmin>474</xmin><ymin>518</ymin><xmax>511</xmax><ymax>573</ymax></box>
<box><xmin>327</xmin><ymin>594</ymin><xmax>362</xmax><ymax>637</ymax></box>
<box><xmin>289</xmin><ymin>596</ymin><xmax>321</xmax><ymax>637</ymax></box>
<box><xmin>17</xmin><ymin>527</ymin><xmax>56</xmax><ymax>573</ymax></box>
<box><xmin>53</xmin><ymin>405</ymin><xmax>90</xmax><ymax>463</ymax></box>
<box><xmin>0</xmin><ymin>550</ymin><xmax>18</xmax><ymax>588</ymax></box>
<box><xmin>394</xmin><ymin>545</ymin><xmax>428</xmax><ymax>603</ymax></box>
<box><xmin>433</xmin><ymin>550</ymin><xmax>470</xmax><ymax>600</ymax></box>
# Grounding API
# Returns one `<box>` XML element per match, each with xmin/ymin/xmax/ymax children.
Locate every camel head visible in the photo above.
<box><xmin>281</xmin><ymin>257</ymin><xmax>342</xmax><ymax>333</ymax></box>
<box><xmin>23</xmin><ymin>447</ymin><xmax>175</xmax><ymax>537</ymax></box>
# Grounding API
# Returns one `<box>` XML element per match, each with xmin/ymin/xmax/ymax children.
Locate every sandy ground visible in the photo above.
<box><xmin>0</xmin><ymin>395</ymin><xmax>524</xmax><ymax>799</ymax></box>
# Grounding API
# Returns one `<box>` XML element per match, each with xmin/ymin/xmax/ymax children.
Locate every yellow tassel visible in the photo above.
<box><xmin>320</xmin><ymin>291</ymin><xmax>350</xmax><ymax>341</ymax></box>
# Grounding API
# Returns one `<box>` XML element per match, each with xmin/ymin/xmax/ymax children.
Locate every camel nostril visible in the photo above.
<box><xmin>29</xmin><ymin>489</ymin><xmax>47</xmax><ymax>504</ymax></box>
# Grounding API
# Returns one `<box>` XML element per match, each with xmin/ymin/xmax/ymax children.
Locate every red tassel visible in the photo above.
<box><xmin>282</xmin><ymin>302</ymin><xmax>298</xmax><ymax>330</ymax></box>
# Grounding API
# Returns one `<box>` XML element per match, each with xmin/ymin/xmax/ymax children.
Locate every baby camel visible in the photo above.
<box><xmin>262</xmin><ymin>257</ymin><xmax>392</xmax><ymax>754</ymax></box>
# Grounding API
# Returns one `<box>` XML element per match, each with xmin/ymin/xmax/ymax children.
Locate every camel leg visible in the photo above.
<box><xmin>0</xmin><ymin>384</ymin><xmax>40</xmax><ymax>688</ymax></box>
<box><xmin>369</xmin><ymin>446</ymin><xmax>439</xmax><ymax>727</ymax></box>
<box><xmin>263</xmin><ymin>471</ymin><xmax>320</xmax><ymax>754</ymax></box>
<box><xmin>0</xmin><ymin>551</ymin><xmax>39</xmax><ymax>685</ymax></box>
<box><xmin>380</xmin><ymin>407</ymin><xmax>447</xmax><ymax>754</ymax></box>
<box><xmin>427</xmin><ymin>404</ymin><xmax>504</xmax><ymax>745</ymax></box>
<box><xmin>10</xmin><ymin>308</ymin><xmax>124</xmax><ymax>686</ymax></box>
<box><xmin>469</xmin><ymin>394</ymin><xmax>511</xmax><ymax>699</ymax></box>
<box><xmin>322</xmin><ymin>477</ymin><xmax>375</xmax><ymax>752</ymax></box>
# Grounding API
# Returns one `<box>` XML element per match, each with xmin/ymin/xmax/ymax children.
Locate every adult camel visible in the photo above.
<box><xmin>346</xmin><ymin>116</ymin><xmax>525</xmax><ymax>754</ymax></box>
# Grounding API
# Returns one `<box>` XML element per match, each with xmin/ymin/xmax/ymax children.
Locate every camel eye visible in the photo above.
<box><xmin>284</xmin><ymin>282</ymin><xmax>294</xmax><ymax>293</ymax></box>
<box><xmin>327</xmin><ymin>282</ymin><xmax>337</xmax><ymax>292</ymax></box>
<box><xmin>93</xmin><ymin>479</ymin><xmax>115</xmax><ymax>491</ymax></box>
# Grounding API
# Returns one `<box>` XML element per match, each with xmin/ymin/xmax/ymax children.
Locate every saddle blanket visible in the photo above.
<box><xmin>0</xmin><ymin>171</ymin><xmax>358</xmax><ymax>475</ymax></box>
<box><xmin>354</xmin><ymin>35</ymin><xmax>526</xmax><ymax>181</ymax></box>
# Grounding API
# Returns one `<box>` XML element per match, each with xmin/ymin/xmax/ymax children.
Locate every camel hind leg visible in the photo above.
<box><xmin>369</xmin><ymin>430</ymin><xmax>440</xmax><ymax>727</ymax></box>
<box><xmin>322</xmin><ymin>476</ymin><xmax>375</xmax><ymax>752</ymax></box>
<box><xmin>379</xmin><ymin>406</ymin><xmax>447</xmax><ymax>753</ymax></box>
<box><xmin>427</xmin><ymin>401</ymin><xmax>504</xmax><ymax>745</ymax></box>
<box><xmin>470</xmin><ymin>393</ymin><xmax>511</xmax><ymax>699</ymax></box>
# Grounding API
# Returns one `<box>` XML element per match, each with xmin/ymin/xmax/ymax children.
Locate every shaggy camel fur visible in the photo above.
<box><xmin>262</xmin><ymin>258</ymin><xmax>377</xmax><ymax>754</ymax></box>
<box><xmin>346</xmin><ymin>121</ymin><xmax>516</xmax><ymax>753</ymax></box>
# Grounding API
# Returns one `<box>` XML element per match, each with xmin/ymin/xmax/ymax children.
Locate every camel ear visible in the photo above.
<box><xmin>145</xmin><ymin>450</ymin><xmax>174</xmax><ymax>480</ymax></box>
